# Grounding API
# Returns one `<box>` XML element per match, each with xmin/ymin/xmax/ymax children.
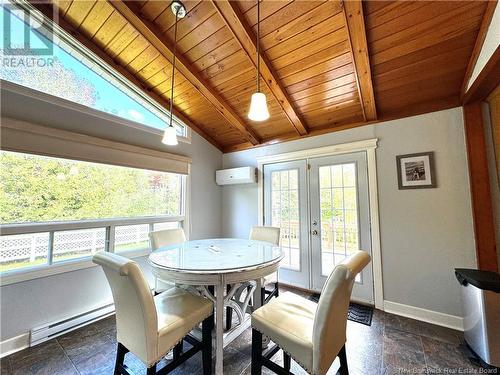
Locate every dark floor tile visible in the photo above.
<box><xmin>240</xmin><ymin>349</ymin><xmax>308</xmax><ymax>375</ymax></box>
<box><xmin>118</xmin><ymin>352</ymin><xmax>154</xmax><ymax>375</ymax></box>
<box><xmin>93</xmin><ymin>316</ymin><xmax>117</xmax><ymax>342</ymax></box>
<box><xmin>385</xmin><ymin>313</ymin><xmax>422</xmax><ymax>335</ymax></box>
<box><xmin>384</xmin><ymin>313</ymin><xmax>461</xmax><ymax>345</ymax></box>
<box><xmin>1</xmin><ymin>356</ymin><xmax>13</xmax><ymax>375</ymax></box>
<box><xmin>417</xmin><ymin>320</ymin><xmax>461</xmax><ymax>345</ymax></box>
<box><xmin>8</xmin><ymin>340</ymin><xmax>77</xmax><ymax>375</ymax></box>
<box><xmin>227</xmin><ymin>327</ymin><xmax>253</xmax><ymax>356</ymax></box>
<box><xmin>166</xmin><ymin>351</ymin><xmax>203</xmax><ymax>375</ymax></box>
<box><xmin>57</xmin><ymin>323</ymin><xmax>113</xmax><ymax>364</ymax></box>
<box><xmin>371</xmin><ymin>308</ymin><xmax>387</xmax><ymax>333</ymax></box>
<box><xmin>421</xmin><ymin>336</ymin><xmax>480</xmax><ymax>373</ymax></box>
<box><xmin>268</xmin><ymin>351</ymin><xmax>308</xmax><ymax>375</ymax></box>
<box><xmin>8</xmin><ymin>340</ymin><xmax>64</xmax><ymax>370</ymax></box>
<box><xmin>70</xmin><ymin>340</ymin><xmax>116</xmax><ymax>375</ymax></box>
<box><xmin>346</xmin><ymin>319</ymin><xmax>383</xmax><ymax>375</ymax></box>
<box><xmin>383</xmin><ymin>326</ymin><xmax>427</xmax><ymax>374</ymax></box>
<box><xmin>222</xmin><ymin>346</ymin><xmax>251</xmax><ymax>375</ymax></box>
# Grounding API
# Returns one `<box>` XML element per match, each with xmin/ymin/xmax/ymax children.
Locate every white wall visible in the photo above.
<box><xmin>222</xmin><ymin>108</ymin><xmax>477</xmax><ymax>317</ymax></box>
<box><xmin>467</xmin><ymin>2</ymin><xmax>499</xmax><ymax>90</ymax></box>
<box><xmin>0</xmin><ymin>89</ymin><xmax>223</xmax><ymax>341</ymax></box>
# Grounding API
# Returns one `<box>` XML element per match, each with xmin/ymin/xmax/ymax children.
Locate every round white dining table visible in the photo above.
<box><xmin>148</xmin><ymin>238</ymin><xmax>283</xmax><ymax>375</ymax></box>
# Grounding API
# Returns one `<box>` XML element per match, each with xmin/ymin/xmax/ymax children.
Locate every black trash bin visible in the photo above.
<box><xmin>455</xmin><ymin>268</ymin><xmax>500</xmax><ymax>367</ymax></box>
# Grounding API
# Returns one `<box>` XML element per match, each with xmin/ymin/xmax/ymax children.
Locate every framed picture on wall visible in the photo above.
<box><xmin>396</xmin><ymin>152</ymin><xmax>437</xmax><ymax>189</ymax></box>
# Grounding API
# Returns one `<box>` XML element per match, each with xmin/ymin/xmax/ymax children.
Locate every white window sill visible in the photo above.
<box><xmin>0</xmin><ymin>248</ymin><xmax>150</xmax><ymax>286</ymax></box>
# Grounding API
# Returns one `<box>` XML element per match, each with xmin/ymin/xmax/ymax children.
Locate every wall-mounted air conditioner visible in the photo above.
<box><xmin>216</xmin><ymin>166</ymin><xmax>256</xmax><ymax>185</ymax></box>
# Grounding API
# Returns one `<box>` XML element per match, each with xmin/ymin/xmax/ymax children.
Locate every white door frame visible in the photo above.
<box><xmin>257</xmin><ymin>138</ymin><xmax>384</xmax><ymax>310</ymax></box>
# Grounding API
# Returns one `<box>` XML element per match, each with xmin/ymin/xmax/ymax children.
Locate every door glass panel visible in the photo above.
<box><xmin>319</xmin><ymin>163</ymin><xmax>360</xmax><ymax>276</ymax></box>
<box><xmin>271</xmin><ymin>169</ymin><xmax>300</xmax><ymax>270</ymax></box>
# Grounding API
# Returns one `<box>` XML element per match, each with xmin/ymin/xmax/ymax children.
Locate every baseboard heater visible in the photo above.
<box><xmin>30</xmin><ymin>303</ymin><xmax>115</xmax><ymax>347</ymax></box>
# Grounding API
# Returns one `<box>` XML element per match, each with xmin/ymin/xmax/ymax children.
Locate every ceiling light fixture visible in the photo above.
<box><xmin>248</xmin><ymin>0</ymin><xmax>269</xmax><ymax>122</ymax></box>
<box><xmin>162</xmin><ymin>0</ymin><xmax>186</xmax><ymax>146</ymax></box>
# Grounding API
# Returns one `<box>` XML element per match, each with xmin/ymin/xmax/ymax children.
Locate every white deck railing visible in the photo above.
<box><xmin>0</xmin><ymin>216</ymin><xmax>183</xmax><ymax>271</ymax></box>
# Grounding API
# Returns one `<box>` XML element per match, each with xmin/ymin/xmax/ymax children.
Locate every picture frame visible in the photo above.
<box><xmin>396</xmin><ymin>152</ymin><xmax>437</xmax><ymax>190</ymax></box>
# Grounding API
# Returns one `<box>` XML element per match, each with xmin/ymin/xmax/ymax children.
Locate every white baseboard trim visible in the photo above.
<box><xmin>0</xmin><ymin>333</ymin><xmax>30</xmax><ymax>359</ymax></box>
<box><xmin>384</xmin><ymin>300</ymin><xmax>464</xmax><ymax>331</ymax></box>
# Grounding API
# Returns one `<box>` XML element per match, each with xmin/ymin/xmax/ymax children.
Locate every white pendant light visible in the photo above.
<box><xmin>162</xmin><ymin>125</ymin><xmax>178</xmax><ymax>145</ymax></box>
<box><xmin>248</xmin><ymin>0</ymin><xmax>269</xmax><ymax>122</ymax></box>
<box><xmin>162</xmin><ymin>1</ymin><xmax>186</xmax><ymax>146</ymax></box>
<box><xmin>248</xmin><ymin>92</ymin><xmax>269</xmax><ymax>121</ymax></box>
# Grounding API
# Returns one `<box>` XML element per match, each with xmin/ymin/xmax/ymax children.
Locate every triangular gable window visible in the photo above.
<box><xmin>0</xmin><ymin>3</ymin><xmax>187</xmax><ymax>137</ymax></box>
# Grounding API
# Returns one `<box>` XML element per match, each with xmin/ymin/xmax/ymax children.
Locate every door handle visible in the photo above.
<box><xmin>311</xmin><ymin>229</ymin><xmax>319</xmax><ymax>236</ymax></box>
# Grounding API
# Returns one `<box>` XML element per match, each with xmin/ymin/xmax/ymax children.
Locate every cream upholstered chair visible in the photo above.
<box><xmin>149</xmin><ymin>228</ymin><xmax>186</xmax><ymax>292</ymax></box>
<box><xmin>226</xmin><ymin>226</ymin><xmax>280</xmax><ymax>330</ymax></box>
<box><xmin>149</xmin><ymin>228</ymin><xmax>186</xmax><ymax>250</ymax></box>
<box><xmin>250</xmin><ymin>226</ymin><xmax>281</xmax><ymax>305</ymax></box>
<box><xmin>93</xmin><ymin>252</ymin><xmax>213</xmax><ymax>375</ymax></box>
<box><xmin>251</xmin><ymin>250</ymin><xmax>371</xmax><ymax>375</ymax></box>
<box><xmin>250</xmin><ymin>226</ymin><xmax>281</xmax><ymax>245</ymax></box>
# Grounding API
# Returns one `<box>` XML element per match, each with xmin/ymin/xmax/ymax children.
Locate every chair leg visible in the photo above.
<box><xmin>147</xmin><ymin>364</ymin><xmax>156</xmax><ymax>375</ymax></box>
<box><xmin>114</xmin><ymin>343</ymin><xmax>128</xmax><ymax>375</ymax></box>
<box><xmin>338</xmin><ymin>345</ymin><xmax>349</xmax><ymax>375</ymax></box>
<box><xmin>173</xmin><ymin>341</ymin><xmax>183</xmax><ymax>360</ymax></box>
<box><xmin>251</xmin><ymin>329</ymin><xmax>263</xmax><ymax>375</ymax></box>
<box><xmin>283</xmin><ymin>351</ymin><xmax>291</xmax><ymax>371</ymax></box>
<box><xmin>202</xmin><ymin>314</ymin><xmax>213</xmax><ymax>375</ymax></box>
<box><xmin>262</xmin><ymin>283</ymin><xmax>279</xmax><ymax>306</ymax></box>
<box><xmin>226</xmin><ymin>284</ymin><xmax>233</xmax><ymax>331</ymax></box>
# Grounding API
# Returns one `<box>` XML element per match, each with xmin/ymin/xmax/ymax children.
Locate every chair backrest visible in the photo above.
<box><xmin>249</xmin><ymin>226</ymin><xmax>280</xmax><ymax>246</ymax></box>
<box><xmin>312</xmin><ymin>250</ymin><xmax>371</xmax><ymax>375</ymax></box>
<box><xmin>149</xmin><ymin>228</ymin><xmax>186</xmax><ymax>250</ymax></box>
<box><xmin>93</xmin><ymin>252</ymin><xmax>157</xmax><ymax>364</ymax></box>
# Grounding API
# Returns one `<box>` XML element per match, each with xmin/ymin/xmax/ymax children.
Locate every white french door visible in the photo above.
<box><xmin>263</xmin><ymin>152</ymin><xmax>374</xmax><ymax>304</ymax></box>
<box><xmin>309</xmin><ymin>152</ymin><xmax>373</xmax><ymax>303</ymax></box>
<box><xmin>263</xmin><ymin>160</ymin><xmax>310</xmax><ymax>289</ymax></box>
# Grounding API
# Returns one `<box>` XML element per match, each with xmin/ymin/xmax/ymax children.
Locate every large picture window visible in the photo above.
<box><xmin>0</xmin><ymin>151</ymin><xmax>186</xmax><ymax>274</ymax></box>
<box><xmin>1</xmin><ymin>151</ymin><xmax>183</xmax><ymax>223</ymax></box>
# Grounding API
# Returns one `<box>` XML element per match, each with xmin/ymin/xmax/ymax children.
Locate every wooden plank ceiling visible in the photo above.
<box><xmin>31</xmin><ymin>0</ymin><xmax>489</xmax><ymax>152</ymax></box>
<box><xmin>365</xmin><ymin>1</ymin><xmax>489</xmax><ymax>119</ymax></box>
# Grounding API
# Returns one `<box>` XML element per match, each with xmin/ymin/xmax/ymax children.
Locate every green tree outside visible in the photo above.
<box><xmin>0</xmin><ymin>151</ymin><xmax>182</xmax><ymax>224</ymax></box>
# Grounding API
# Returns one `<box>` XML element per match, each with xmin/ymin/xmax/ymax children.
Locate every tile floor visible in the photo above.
<box><xmin>0</xmin><ymin>289</ymin><xmax>490</xmax><ymax>375</ymax></box>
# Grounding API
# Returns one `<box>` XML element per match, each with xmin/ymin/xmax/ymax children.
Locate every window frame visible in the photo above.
<box><xmin>0</xmin><ymin>172</ymin><xmax>189</xmax><ymax>286</ymax></box>
<box><xmin>1</xmin><ymin>2</ymin><xmax>192</xmax><ymax>144</ymax></box>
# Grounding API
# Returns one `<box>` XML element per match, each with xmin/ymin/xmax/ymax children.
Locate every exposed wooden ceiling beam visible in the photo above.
<box><xmin>28</xmin><ymin>1</ymin><xmax>223</xmax><ymax>151</ymax></box>
<box><xmin>463</xmin><ymin>46</ymin><xmax>500</xmax><ymax>104</ymax></box>
<box><xmin>463</xmin><ymin>102</ymin><xmax>498</xmax><ymax>272</ymax></box>
<box><xmin>110</xmin><ymin>0</ymin><xmax>260</xmax><ymax>146</ymax></box>
<box><xmin>342</xmin><ymin>0</ymin><xmax>377</xmax><ymax>121</ymax></box>
<box><xmin>211</xmin><ymin>0</ymin><xmax>309</xmax><ymax>136</ymax></box>
<box><xmin>461</xmin><ymin>0</ymin><xmax>498</xmax><ymax>99</ymax></box>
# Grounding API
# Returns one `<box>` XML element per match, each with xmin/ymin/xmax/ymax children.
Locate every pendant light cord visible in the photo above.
<box><xmin>169</xmin><ymin>7</ymin><xmax>180</xmax><ymax>128</ymax></box>
<box><xmin>256</xmin><ymin>0</ymin><xmax>260</xmax><ymax>93</ymax></box>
